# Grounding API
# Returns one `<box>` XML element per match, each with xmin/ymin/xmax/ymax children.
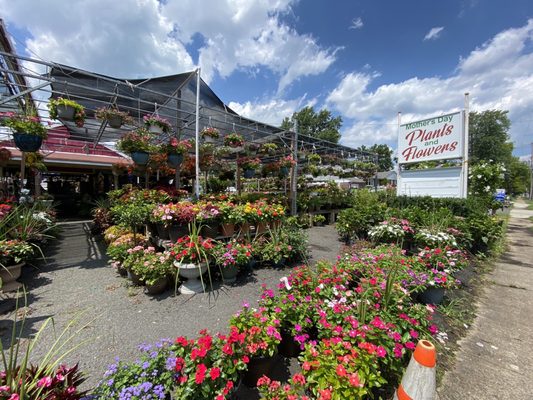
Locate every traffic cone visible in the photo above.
<box><xmin>393</xmin><ymin>339</ymin><xmax>437</xmax><ymax>400</ymax></box>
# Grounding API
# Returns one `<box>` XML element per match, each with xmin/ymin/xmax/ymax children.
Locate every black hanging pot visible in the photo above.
<box><xmin>280</xmin><ymin>166</ymin><xmax>289</xmax><ymax>176</ymax></box>
<box><xmin>107</xmin><ymin>114</ymin><xmax>123</xmax><ymax>129</ymax></box>
<box><xmin>130</xmin><ymin>151</ymin><xmax>150</xmax><ymax>165</ymax></box>
<box><xmin>243</xmin><ymin>169</ymin><xmax>255</xmax><ymax>179</ymax></box>
<box><xmin>167</xmin><ymin>153</ymin><xmax>183</xmax><ymax>167</ymax></box>
<box><xmin>13</xmin><ymin>133</ymin><xmax>43</xmax><ymax>152</ymax></box>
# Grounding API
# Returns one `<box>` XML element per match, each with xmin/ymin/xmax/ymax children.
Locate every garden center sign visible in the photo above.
<box><xmin>398</xmin><ymin>112</ymin><xmax>463</xmax><ymax>164</ymax></box>
<box><xmin>396</xmin><ymin>97</ymin><xmax>469</xmax><ymax>198</ymax></box>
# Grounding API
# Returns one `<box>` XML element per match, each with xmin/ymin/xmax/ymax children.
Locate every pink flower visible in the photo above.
<box><xmin>37</xmin><ymin>376</ymin><xmax>52</xmax><ymax>388</ymax></box>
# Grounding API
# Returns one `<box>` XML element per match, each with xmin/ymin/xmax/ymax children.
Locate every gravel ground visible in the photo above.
<box><xmin>0</xmin><ymin>221</ymin><xmax>343</xmax><ymax>392</ymax></box>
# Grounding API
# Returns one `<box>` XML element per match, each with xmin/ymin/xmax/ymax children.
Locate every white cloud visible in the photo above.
<box><xmin>424</xmin><ymin>27</ymin><xmax>444</xmax><ymax>41</ymax></box>
<box><xmin>0</xmin><ymin>0</ymin><xmax>337</xmax><ymax>92</ymax></box>
<box><xmin>328</xmin><ymin>20</ymin><xmax>533</xmax><ymax>154</ymax></box>
<box><xmin>349</xmin><ymin>17</ymin><xmax>364</xmax><ymax>30</ymax></box>
<box><xmin>228</xmin><ymin>95</ymin><xmax>317</xmax><ymax>126</ymax></box>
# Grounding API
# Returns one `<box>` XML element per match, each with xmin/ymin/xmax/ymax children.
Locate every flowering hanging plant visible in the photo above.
<box><xmin>223</xmin><ymin>133</ymin><xmax>244</xmax><ymax>147</ymax></box>
<box><xmin>259</xmin><ymin>142</ymin><xmax>278</xmax><ymax>154</ymax></box>
<box><xmin>172</xmin><ymin>328</ymin><xmax>248</xmax><ymax>399</ymax></box>
<box><xmin>279</xmin><ymin>155</ymin><xmax>296</xmax><ymax>169</ymax></box>
<box><xmin>0</xmin><ymin>111</ymin><xmax>47</xmax><ymax>138</ymax></box>
<box><xmin>200</xmin><ymin>127</ymin><xmax>220</xmax><ymax>139</ymax></box>
<box><xmin>47</xmin><ymin>98</ymin><xmax>86</xmax><ymax>127</ymax></box>
<box><xmin>237</xmin><ymin>157</ymin><xmax>261</xmax><ymax>170</ymax></box>
<box><xmin>161</xmin><ymin>137</ymin><xmax>192</xmax><ymax>155</ymax></box>
<box><xmin>95</xmin><ymin>106</ymin><xmax>132</xmax><ymax>124</ymax></box>
<box><xmin>116</xmin><ymin>128</ymin><xmax>155</xmax><ymax>154</ymax></box>
<box><xmin>143</xmin><ymin>114</ymin><xmax>172</xmax><ymax>132</ymax></box>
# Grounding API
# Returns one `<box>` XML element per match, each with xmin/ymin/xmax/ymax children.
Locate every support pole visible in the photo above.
<box><xmin>194</xmin><ymin>68</ymin><xmax>201</xmax><ymax>199</ymax></box>
<box><xmin>462</xmin><ymin>93</ymin><xmax>470</xmax><ymax>198</ymax></box>
<box><xmin>291</xmin><ymin>120</ymin><xmax>298</xmax><ymax>216</ymax></box>
<box><xmin>529</xmin><ymin>143</ymin><xmax>533</xmax><ymax>200</ymax></box>
<box><xmin>20</xmin><ymin>152</ymin><xmax>26</xmax><ymax>195</ymax></box>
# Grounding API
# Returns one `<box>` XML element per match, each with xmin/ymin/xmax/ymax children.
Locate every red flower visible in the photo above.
<box><xmin>210</xmin><ymin>367</ymin><xmax>221</xmax><ymax>380</ymax></box>
<box><xmin>336</xmin><ymin>364</ymin><xmax>347</xmax><ymax>377</ymax></box>
<box><xmin>195</xmin><ymin>364</ymin><xmax>207</xmax><ymax>384</ymax></box>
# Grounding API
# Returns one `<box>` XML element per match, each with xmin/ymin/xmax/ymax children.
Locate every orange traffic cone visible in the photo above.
<box><xmin>393</xmin><ymin>339</ymin><xmax>437</xmax><ymax>400</ymax></box>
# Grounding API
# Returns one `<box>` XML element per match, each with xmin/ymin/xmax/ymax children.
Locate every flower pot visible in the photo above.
<box><xmin>145</xmin><ymin>277</ymin><xmax>168</xmax><ymax>295</ymax></box>
<box><xmin>255</xmin><ymin>222</ymin><xmax>268</xmax><ymax>235</ymax></box>
<box><xmin>243</xmin><ymin>169</ymin><xmax>255</xmax><ymax>179</ymax></box>
<box><xmin>13</xmin><ymin>133</ymin><xmax>43</xmax><ymax>152</ymax></box>
<box><xmin>201</xmin><ymin>223</ymin><xmax>219</xmax><ymax>239</ymax></box>
<box><xmin>148</xmin><ymin>125</ymin><xmax>164</xmax><ymax>134</ymax></box>
<box><xmin>116</xmin><ymin>263</ymin><xmax>128</xmax><ymax>277</ymax></box>
<box><xmin>127</xmin><ymin>269</ymin><xmax>144</xmax><ymax>286</ymax></box>
<box><xmin>56</xmin><ymin>104</ymin><xmax>76</xmax><ymax>120</ymax></box>
<box><xmin>130</xmin><ymin>151</ymin><xmax>150</xmax><ymax>165</ymax></box>
<box><xmin>272</xmin><ymin>259</ymin><xmax>285</xmax><ymax>269</ymax></box>
<box><xmin>418</xmin><ymin>286</ymin><xmax>445</xmax><ymax>305</ymax></box>
<box><xmin>221</xmin><ymin>222</ymin><xmax>235</xmax><ymax>237</ymax></box>
<box><xmin>175</xmin><ymin>261</ymin><xmax>208</xmax><ymax>294</ymax></box>
<box><xmin>107</xmin><ymin>114</ymin><xmax>123</xmax><ymax>129</ymax></box>
<box><xmin>203</xmin><ymin>135</ymin><xmax>216</xmax><ymax>144</ymax></box>
<box><xmin>221</xmin><ymin>264</ymin><xmax>239</xmax><ymax>284</ymax></box>
<box><xmin>242</xmin><ymin>354</ymin><xmax>278</xmax><ymax>387</ymax></box>
<box><xmin>280</xmin><ymin>166</ymin><xmax>289</xmax><ymax>176</ymax></box>
<box><xmin>168</xmin><ymin>224</ymin><xmax>189</xmax><ymax>242</ymax></box>
<box><xmin>239</xmin><ymin>222</ymin><xmax>250</xmax><ymax>236</ymax></box>
<box><xmin>278</xmin><ymin>329</ymin><xmax>302</xmax><ymax>358</ymax></box>
<box><xmin>0</xmin><ymin>262</ymin><xmax>24</xmax><ymax>292</ymax></box>
<box><xmin>156</xmin><ymin>223</ymin><xmax>170</xmax><ymax>240</ymax></box>
<box><xmin>167</xmin><ymin>153</ymin><xmax>183</xmax><ymax>167</ymax></box>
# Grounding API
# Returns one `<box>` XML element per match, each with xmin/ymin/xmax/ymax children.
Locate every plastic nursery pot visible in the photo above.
<box><xmin>418</xmin><ymin>286</ymin><xmax>445</xmax><ymax>305</ymax></box>
<box><xmin>278</xmin><ymin>329</ymin><xmax>302</xmax><ymax>358</ymax></box>
<box><xmin>243</xmin><ymin>169</ymin><xmax>256</xmax><ymax>179</ymax></box>
<box><xmin>56</xmin><ymin>104</ymin><xmax>76</xmax><ymax>120</ymax></box>
<box><xmin>107</xmin><ymin>114</ymin><xmax>123</xmax><ymax>129</ymax></box>
<box><xmin>167</xmin><ymin>153</ymin><xmax>183</xmax><ymax>167</ymax></box>
<box><xmin>242</xmin><ymin>354</ymin><xmax>279</xmax><ymax>387</ymax></box>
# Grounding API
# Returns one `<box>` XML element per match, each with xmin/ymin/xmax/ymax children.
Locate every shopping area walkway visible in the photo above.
<box><xmin>438</xmin><ymin>199</ymin><xmax>533</xmax><ymax>399</ymax></box>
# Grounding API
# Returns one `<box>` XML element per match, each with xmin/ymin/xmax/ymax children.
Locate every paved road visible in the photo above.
<box><xmin>438</xmin><ymin>199</ymin><xmax>533</xmax><ymax>400</ymax></box>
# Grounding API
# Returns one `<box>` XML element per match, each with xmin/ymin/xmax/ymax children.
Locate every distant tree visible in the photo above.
<box><xmin>469</xmin><ymin>110</ymin><xmax>513</xmax><ymax>164</ymax></box>
<box><xmin>505</xmin><ymin>157</ymin><xmax>530</xmax><ymax>195</ymax></box>
<box><xmin>357</xmin><ymin>144</ymin><xmax>393</xmax><ymax>171</ymax></box>
<box><xmin>281</xmin><ymin>106</ymin><xmax>342</xmax><ymax>144</ymax></box>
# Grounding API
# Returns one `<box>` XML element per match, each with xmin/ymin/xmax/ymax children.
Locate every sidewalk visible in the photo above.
<box><xmin>438</xmin><ymin>199</ymin><xmax>533</xmax><ymax>399</ymax></box>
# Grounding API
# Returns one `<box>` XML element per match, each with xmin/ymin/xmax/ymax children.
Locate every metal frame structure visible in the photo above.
<box><xmin>0</xmin><ymin>50</ymin><xmax>379</xmax><ymax>206</ymax></box>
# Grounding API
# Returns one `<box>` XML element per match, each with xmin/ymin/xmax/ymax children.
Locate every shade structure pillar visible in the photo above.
<box><xmin>194</xmin><ymin>68</ymin><xmax>201</xmax><ymax>199</ymax></box>
<box><xmin>290</xmin><ymin>120</ymin><xmax>298</xmax><ymax>216</ymax></box>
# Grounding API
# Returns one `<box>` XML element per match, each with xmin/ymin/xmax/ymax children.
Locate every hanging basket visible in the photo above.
<box><xmin>167</xmin><ymin>153</ymin><xmax>183</xmax><ymax>167</ymax></box>
<box><xmin>56</xmin><ymin>105</ymin><xmax>76</xmax><ymax>120</ymax></box>
<box><xmin>148</xmin><ymin>125</ymin><xmax>164</xmax><ymax>135</ymax></box>
<box><xmin>107</xmin><ymin>114</ymin><xmax>123</xmax><ymax>129</ymax></box>
<box><xmin>243</xmin><ymin>169</ymin><xmax>255</xmax><ymax>179</ymax></box>
<box><xmin>13</xmin><ymin>133</ymin><xmax>43</xmax><ymax>152</ymax></box>
<box><xmin>130</xmin><ymin>151</ymin><xmax>150</xmax><ymax>165</ymax></box>
<box><xmin>280</xmin><ymin>166</ymin><xmax>289</xmax><ymax>176</ymax></box>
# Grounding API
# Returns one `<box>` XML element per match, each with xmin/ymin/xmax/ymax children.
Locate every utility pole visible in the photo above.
<box><xmin>530</xmin><ymin>143</ymin><xmax>533</xmax><ymax>200</ymax></box>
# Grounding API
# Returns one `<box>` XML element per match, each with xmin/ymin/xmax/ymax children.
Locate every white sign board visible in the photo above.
<box><xmin>397</xmin><ymin>167</ymin><xmax>463</xmax><ymax>198</ymax></box>
<box><xmin>398</xmin><ymin>112</ymin><xmax>463</xmax><ymax>164</ymax></box>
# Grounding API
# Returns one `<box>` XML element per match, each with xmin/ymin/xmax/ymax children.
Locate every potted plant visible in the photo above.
<box><xmin>224</xmin><ymin>133</ymin><xmax>245</xmax><ymax>148</ymax></box>
<box><xmin>1</xmin><ymin>111</ymin><xmax>47</xmax><ymax>152</ymax></box>
<box><xmin>196</xmin><ymin>202</ymin><xmax>221</xmax><ymax>238</ymax></box>
<box><xmin>218</xmin><ymin>201</ymin><xmax>238</xmax><ymax>237</ymax></box>
<box><xmin>307</xmin><ymin>153</ymin><xmax>321</xmax><ymax>165</ymax></box>
<box><xmin>95</xmin><ymin>106</ymin><xmax>131</xmax><ymax>129</ymax></box>
<box><xmin>47</xmin><ymin>98</ymin><xmax>85</xmax><ymax>127</ymax></box>
<box><xmin>168</xmin><ymin>227</ymin><xmax>215</xmax><ymax>294</ymax></box>
<box><xmin>313</xmin><ymin>214</ymin><xmax>326</xmax><ymax>227</ymax></box>
<box><xmin>213</xmin><ymin>240</ymin><xmax>253</xmax><ymax>283</ymax></box>
<box><xmin>201</xmin><ymin>127</ymin><xmax>220</xmax><ymax>143</ymax></box>
<box><xmin>278</xmin><ymin>155</ymin><xmax>295</xmax><ymax>176</ymax></box>
<box><xmin>0</xmin><ymin>239</ymin><xmax>34</xmax><ymax>292</ymax></box>
<box><xmin>131</xmin><ymin>250</ymin><xmax>173</xmax><ymax>294</ymax></box>
<box><xmin>238</xmin><ymin>157</ymin><xmax>261</xmax><ymax>179</ymax></box>
<box><xmin>143</xmin><ymin>114</ymin><xmax>172</xmax><ymax>134</ymax></box>
<box><xmin>229</xmin><ymin>305</ymin><xmax>282</xmax><ymax>387</ymax></box>
<box><xmin>171</xmin><ymin>328</ymin><xmax>248</xmax><ymax>399</ymax></box>
<box><xmin>161</xmin><ymin>138</ymin><xmax>192</xmax><ymax>167</ymax></box>
<box><xmin>259</xmin><ymin>142</ymin><xmax>278</xmax><ymax>154</ymax></box>
<box><xmin>116</xmin><ymin>128</ymin><xmax>155</xmax><ymax>165</ymax></box>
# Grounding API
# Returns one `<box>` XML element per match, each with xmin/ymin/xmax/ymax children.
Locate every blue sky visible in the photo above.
<box><xmin>2</xmin><ymin>0</ymin><xmax>533</xmax><ymax>156</ymax></box>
